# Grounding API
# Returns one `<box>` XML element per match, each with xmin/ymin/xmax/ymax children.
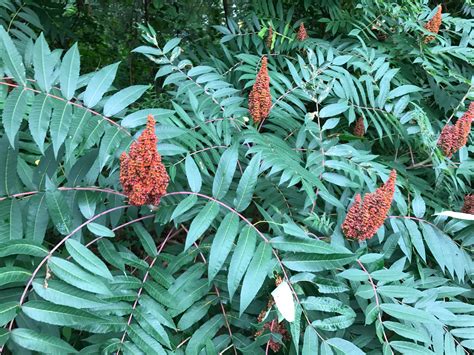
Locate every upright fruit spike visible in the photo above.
<box><xmin>120</xmin><ymin>115</ymin><xmax>169</xmax><ymax>206</ymax></box>
<box><xmin>297</xmin><ymin>22</ymin><xmax>308</xmax><ymax>41</ymax></box>
<box><xmin>248</xmin><ymin>56</ymin><xmax>271</xmax><ymax>124</ymax></box>
<box><xmin>461</xmin><ymin>194</ymin><xmax>474</xmax><ymax>214</ymax></box>
<box><xmin>342</xmin><ymin>170</ymin><xmax>397</xmax><ymax>241</ymax></box>
<box><xmin>424</xmin><ymin>5</ymin><xmax>442</xmax><ymax>43</ymax></box>
<box><xmin>353</xmin><ymin>117</ymin><xmax>365</xmax><ymax>137</ymax></box>
<box><xmin>438</xmin><ymin>102</ymin><xmax>473</xmax><ymax>158</ymax></box>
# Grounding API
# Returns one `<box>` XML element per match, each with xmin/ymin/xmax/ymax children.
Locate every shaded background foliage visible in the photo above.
<box><xmin>33</xmin><ymin>0</ymin><xmax>474</xmax><ymax>85</ymax></box>
<box><xmin>0</xmin><ymin>0</ymin><xmax>473</xmax><ymax>354</ymax></box>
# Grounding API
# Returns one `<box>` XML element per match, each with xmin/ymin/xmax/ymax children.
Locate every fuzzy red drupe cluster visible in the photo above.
<box><xmin>248</xmin><ymin>56</ymin><xmax>271</xmax><ymax>124</ymax></box>
<box><xmin>342</xmin><ymin>170</ymin><xmax>397</xmax><ymax>241</ymax></box>
<box><xmin>438</xmin><ymin>102</ymin><xmax>473</xmax><ymax>158</ymax></box>
<box><xmin>297</xmin><ymin>22</ymin><xmax>308</xmax><ymax>41</ymax></box>
<box><xmin>424</xmin><ymin>5</ymin><xmax>442</xmax><ymax>43</ymax></box>
<box><xmin>461</xmin><ymin>194</ymin><xmax>474</xmax><ymax>214</ymax></box>
<box><xmin>261</xmin><ymin>321</ymin><xmax>290</xmax><ymax>352</ymax></box>
<box><xmin>120</xmin><ymin>115</ymin><xmax>169</xmax><ymax>206</ymax></box>
<box><xmin>353</xmin><ymin>117</ymin><xmax>365</xmax><ymax>137</ymax></box>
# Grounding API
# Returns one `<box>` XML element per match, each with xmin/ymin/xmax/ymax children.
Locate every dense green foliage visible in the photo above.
<box><xmin>0</xmin><ymin>0</ymin><xmax>473</xmax><ymax>354</ymax></box>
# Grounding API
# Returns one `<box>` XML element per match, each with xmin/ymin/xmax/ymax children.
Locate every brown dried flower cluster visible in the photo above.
<box><xmin>437</xmin><ymin>102</ymin><xmax>473</xmax><ymax>158</ymax></box>
<box><xmin>297</xmin><ymin>22</ymin><xmax>308</xmax><ymax>41</ymax></box>
<box><xmin>461</xmin><ymin>195</ymin><xmax>474</xmax><ymax>214</ymax></box>
<box><xmin>342</xmin><ymin>170</ymin><xmax>397</xmax><ymax>241</ymax></box>
<box><xmin>424</xmin><ymin>5</ymin><xmax>442</xmax><ymax>43</ymax></box>
<box><xmin>261</xmin><ymin>321</ymin><xmax>290</xmax><ymax>352</ymax></box>
<box><xmin>249</xmin><ymin>56</ymin><xmax>271</xmax><ymax>124</ymax></box>
<box><xmin>254</xmin><ymin>276</ymin><xmax>290</xmax><ymax>352</ymax></box>
<box><xmin>257</xmin><ymin>299</ymin><xmax>275</xmax><ymax>323</ymax></box>
<box><xmin>353</xmin><ymin>117</ymin><xmax>365</xmax><ymax>137</ymax></box>
<box><xmin>120</xmin><ymin>115</ymin><xmax>169</xmax><ymax>206</ymax></box>
<box><xmin>255</xmin><ymin>310</ymin><xmax>289</xmax><ymax>352</ymax></box>
<box><xmin>266</xmin><ymin>26</ymin><xmax>273</xmax><ymax>48</ymax></box>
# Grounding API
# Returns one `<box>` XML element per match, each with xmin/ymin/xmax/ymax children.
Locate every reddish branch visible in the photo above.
<box><xmin>84</xmin><ymin>214</ymin><xmax>156</xmax><ymax>251</ymax></box>
<box><xmin>356</xmin><ymin>259</ymin><xmax>393</xmax><ymax>355</ymax></box>
<box><xmin>0</xmin><ymin>186</ymin><xmax>125</xmax><ymax>202</ymax></box>
<box><xmin>0</xmin><ymin>80</ymin><xmax>130</xmax><ymax>136</ymax></box>
<box><xmin>7</xmin><ymin>205</ymin><xmax>129</xmax><ymax>332</ymax></box>
<box><xmin>117</xmin><ymin>229</ymin><xmax>175</xmax><ymax>353</ymax></box>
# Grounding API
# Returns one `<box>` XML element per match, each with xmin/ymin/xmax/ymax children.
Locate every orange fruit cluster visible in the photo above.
<box><xmin>438</xmin><ymin>102</ymin><xmax>473</xmax><ymax>158</ymax></box>
<box><xmin>461</xmin><ymin>195</ymin><xmax>474</xmax><ymax>214</ymax></box>
<box><xmin>424</xmin><ymin>5</ymin><xmax>442</xmax><ymax>43</ymax></box>
<box><xmin>297</xmin><ymin>23</ymin><xmax>308</xmax><ymax>41</ymax></box>
<box><xmin>353</xmin><ymin>117</ymin><xmax>365</xmax><ymax>137</ymax></box>
<box><xmin>342</xmin><ymin>170</ymin><xmax>397</xmax><ymax>241</ymax></box>
<box><xmin>120</xmin><ymin>115</ymin><xmax>169</xmax><ymax>206</ymax></box>
<box><xmin>249</xmin><ymin>56</ymin><xmax>271</xmax><ymax>124</ymax></box>
<box><xmin>262</xmin><ymin>321</ymin><xmax>289</xmax><ymax>352</ymax></box>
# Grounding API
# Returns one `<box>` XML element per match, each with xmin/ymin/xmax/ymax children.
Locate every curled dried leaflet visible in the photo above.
<box><xmin>120</xmin><ymin>115</ymin><xmax>169</xmax><ymax>206</ymax></box>
<box><xmin>342</xmin><ymin>170</ymin><xmax>397</xmax><ymax>241</ymax></box>
<box><xmin>266</xmin><ymin>26</ymin><xmax>273</xmax><ymax>48</ymax></box>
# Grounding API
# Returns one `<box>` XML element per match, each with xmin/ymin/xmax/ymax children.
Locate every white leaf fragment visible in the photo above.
<box><xmin>271</xmin><ymin>281</ymin><xmax>295</xmax><ymax>322</ymax></box>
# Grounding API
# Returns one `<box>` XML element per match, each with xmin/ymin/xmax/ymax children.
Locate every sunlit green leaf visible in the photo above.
<box><xmin>11</xmin><ymin>328</ymin><xmax>78</xmax><ymax>354</ymax></box>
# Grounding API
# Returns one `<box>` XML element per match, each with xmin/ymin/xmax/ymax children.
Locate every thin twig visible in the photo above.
<box><xmin>214</xmin><ymin>287</ymin><xmax>238</xmax><ymax>355</ymax></box>
<box><xmin>83</xmin><ymin>214</ymin><xmax>156</xmax><ymax>252</ymax></box>
<box><xmin>6</xmin><ymin>205</ymin><xmax>129</xmax><ymax>333</ymax></box>
<box><xmin>6</xmin><ymin>4</ymin><xmax>24</xmax><ymax>32</ymax></box>
<box><xmin>163</xmin><ymin>191</ymin><xmax>326</xmax><ymax>342</ymax></box>
<box><xmin>172</xmin><ymin>145</ymin><xmax>228</xmax><ymax>166</ymax></box>
<box><xmin>0</xmin><ymin>81</ymin><xmax>130</xmax><ymax>136</ymax></box>
<box><xmin>116</xmin><ymin>229</ymin><xmax>175</xmax><ymax>354</ymax></box>
<box><xmin>0</xmin><ymin>186</ymin><xmax>126</xmax><ymax>202</ymax></box>
<box><xmin>446</xmin><ymin>85</ymin><xmax>473</xmax><ymax>125</ymax></box>
<box><xmin>184</xmin><ymin>233</ymin><xmax>238</xmax><ymax>355</ymax></box>
<box><xmin>356</xmin><ymin>259</ymin><xmax>393</xmax><ymax>354</ymax></box>
<box><xmin>265</xmin><ymin>319</ymin><xmax>276</xmax><ymax>354</ymax></box>
<box><xmin>407</xmin><ymin>157</ymin><xmax>432</xmax><ymax>169</ymax></box>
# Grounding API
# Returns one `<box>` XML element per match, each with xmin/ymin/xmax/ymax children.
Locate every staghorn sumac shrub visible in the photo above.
<box><xmin>0</xmin><ymin>1</ymin><xmax>473</xmax><ymax>354</ymax></box>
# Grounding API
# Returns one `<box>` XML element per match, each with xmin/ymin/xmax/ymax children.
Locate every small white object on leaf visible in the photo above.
<box><xmin>271</xmin><ymin>281</ymin><xmax>295</xmax><ymax>322</ymax></box>
<box><xmin>434</xmin><ymin>211</ymin><xmax>474</xmax><ymax>221</ymax></box>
